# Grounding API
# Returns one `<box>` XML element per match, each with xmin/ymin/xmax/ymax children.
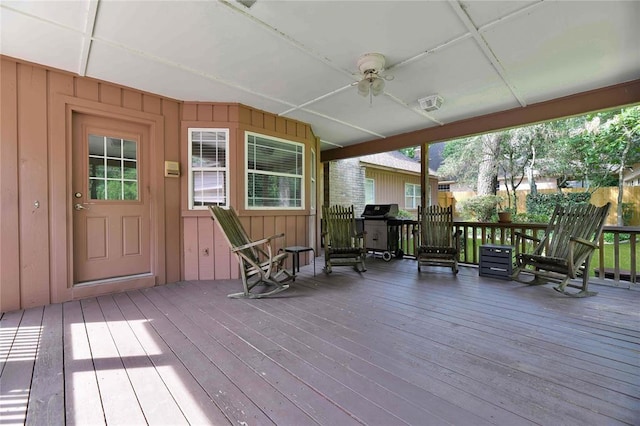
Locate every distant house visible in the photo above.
<box><xmin>361</xmin><ymin>151</ymin><xmax>439</xmax><ymax>214</ymax></box>
<box><xmin>623</xmin><ymin>163</ymin><xmax>640</xmax><ymax>186</ymax></box>
<box><xmin>328</xmin><ymin>151</ymin><xmax>438</xmax><ymax>218</ymax></box>
<box><xmin>497</xmin><ymin>173</ymin><xmax>559</xmax><ymax>191</ymax></box>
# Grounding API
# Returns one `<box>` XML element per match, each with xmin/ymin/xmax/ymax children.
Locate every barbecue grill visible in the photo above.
<box><xmin>359</xmin><ymin>204</ymin><xmax>403</xmax><ymax>261</ymax></box>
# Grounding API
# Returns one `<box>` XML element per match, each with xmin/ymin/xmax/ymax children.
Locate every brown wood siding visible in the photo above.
<box><xmin>1</xmin><ymin>59</ymin><xmax>21</xmax><ymax>310</ymax></box>
<box><xmin>0</xmin><ymin>57</ymin><xmax>181</xmax><ymax>313</ymax></box>
<box><xmin>17</xmin><ymin>64</ymin><xmax>50</xmax><ymax>308</ymax></box>
<box><xmin>0</xmin><ymin>56</ymin><xmax>320</xmax><ymax>313</ymax></box>
<box><xmin>162</xmin><ymin>100</ymin><xmax>182</xmax><ymax>283</ymax></box>
<box><xmin>180</xmin><ymin>103</ymin><xmax>319</xmax><ymax>281</ymax></box>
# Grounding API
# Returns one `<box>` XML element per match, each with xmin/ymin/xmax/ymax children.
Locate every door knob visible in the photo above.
<box><xmin>74</xmin><ymin>203</ymin><xmax>89</xmax><ymax>210</ymax></box>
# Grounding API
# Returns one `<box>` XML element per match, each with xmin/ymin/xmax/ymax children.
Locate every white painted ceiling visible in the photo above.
<box><xmin>2</xmin><ymin>0</ymin><xmax>639</xmax><ymax>151</ymax></box>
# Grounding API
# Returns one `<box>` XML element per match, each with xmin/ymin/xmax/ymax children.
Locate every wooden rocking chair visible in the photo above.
<box><xmin>413</xmin><ymin>205</ymin><xmax>461</xmax><ymax>274</ymax></box>
<box><xmin>209</xmin><ymin>206</ymin><xmax>293</xmax><ymax>298</ymax></box>
<box><xmin>511</xmin><ymin>202</ymin><xmax>611</xmax><ymax>297</ymax></box>
<box><xmin>322</xmin><ymin>205</ymin><xmax>367</xmax><ymax>273</ymax></box>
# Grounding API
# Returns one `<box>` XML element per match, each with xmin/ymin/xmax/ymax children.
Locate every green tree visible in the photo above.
<box><xmin>583</xmin><ymin>107</ymin><xmax>640</xmax><ymax>224</ymax></box>
<box><xmin>437</xmin><ymin>137</ymin><xmax>484</xmax><ymax>191</ymax></box>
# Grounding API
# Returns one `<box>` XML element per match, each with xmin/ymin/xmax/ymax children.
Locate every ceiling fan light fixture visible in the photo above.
<box><xmin>354</xmin><ymin>53</ymin><xmax>391</xmax><ymax>103</ymax></box>
<box><xmin>357</xmin><ymin>79</ymin><xmax>370</xmax><ymax>96</ymax></box>
<box><xmin>371</xmin><ymin>77</ymin><xmax>385</xmax><ymax>96</ymax></box>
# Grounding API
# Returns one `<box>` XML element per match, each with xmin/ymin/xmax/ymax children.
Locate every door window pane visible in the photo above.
<box><xmin>88</xmin><ymin>134</ymin><xmax>138</xmax><ymax>201</ymax></box>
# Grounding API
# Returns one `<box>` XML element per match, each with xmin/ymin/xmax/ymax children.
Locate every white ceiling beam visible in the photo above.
<box><xmin>448</xmin><ymin>0</ymin><xmax>528</xmax><ymax>107</ymax></box>
<box><xmin>78</xmin><ymin>0</ymin><xmax>99</xmax><ymax>76</ymax></box>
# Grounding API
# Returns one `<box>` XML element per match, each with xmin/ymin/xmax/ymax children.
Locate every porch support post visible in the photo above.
<box><xmin>420</xmin><ymin>142</ymin><xmax>431</xmax><ymax>207</ymax></box>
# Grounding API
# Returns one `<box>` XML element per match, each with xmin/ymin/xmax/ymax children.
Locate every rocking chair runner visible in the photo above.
<box><xmin>209</xmin><ymin>206</ymin><xmax>293</xmax><ymax>298</ymax></box>
<box><xmin>413</xmin><ymin>205</ymin><xmax>461</xmax><ymax>274</ymax></box>
<box><xmin>511</xmin><ymin>202</ymin><xmax>611</xmax><ymax>297</ymax></box>
<box><xmin>322</xmin><ymin>205</ymin><xmax>367</xmax><ymax>273</ymax></box>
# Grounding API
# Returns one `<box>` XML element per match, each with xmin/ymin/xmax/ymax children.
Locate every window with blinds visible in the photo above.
<box><xmin>188</xmin><ymin>128</ymin><xmax>229</xmax><ymax>209</ymax></box>
<box><xmin>246</xmin><ymin>132</ymin><xmax>304</xmax><ymax>209</ymax></box>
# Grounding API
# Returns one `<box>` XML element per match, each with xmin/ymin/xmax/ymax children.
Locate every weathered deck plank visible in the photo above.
<box><xmin>111</xmin><ymin>292</ymin><xmax>231</xmax><ymax>425</ymax></box>
<box><xmin>62</xmin><ymin>300</ymin><xmax>104</xmax><ymax>425</ymax></box>
<box><xmin>1</xmin><ymin>257</ymin><xmax>638</xmax><ymax>425</ymax></box>
<box><xmin>26</xmin><ymin>303</ymin><xmax>64</xmax><ymax>426</ymax></box>
<box><xmin>0</xmin><ymin>307</ymin><xmax>42</xmax><ymax>425</ymax></box>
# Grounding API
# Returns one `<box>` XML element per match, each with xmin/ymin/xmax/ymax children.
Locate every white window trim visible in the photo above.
<box><xmin>245</xmin><ymin>131</ymin><xmax>305</xmax><ymax>210</ymax></box>
<box><xmin>188</xmin><ymin>128</ymin><xmax>230</xmax><ymax>210</ymax></box>
<box><xmin>405</xmin><ymin>182</ymin><xmax>421</xmax><ymax>209</ymax></box>
<box><xmin>365</xmin><ymin>178</ymin><xmax>375</xmax><ymax>205</ymax></box>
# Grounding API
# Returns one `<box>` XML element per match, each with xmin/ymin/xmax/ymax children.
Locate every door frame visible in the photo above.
<box><xmin>51</xmin><ymin>94</ymin><xmax>166</xmax><ymax>303</ymax></box>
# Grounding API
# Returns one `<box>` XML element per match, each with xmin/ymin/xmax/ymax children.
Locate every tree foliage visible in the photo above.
<box><xmin>581</xmin><ymin>107</ymin><xmax>640</xmax><ymax>224</ymax></box>
<box><xmin>437</xmin><ymin>106</ymin><xmax>640</xmax><ymax>221</ymax></box>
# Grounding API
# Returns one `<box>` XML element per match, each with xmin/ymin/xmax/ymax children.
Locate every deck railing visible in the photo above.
<box><xmin>391</xmin><ymin>220</ymin><xmax>638</xmax><ymax>289</ymax></box>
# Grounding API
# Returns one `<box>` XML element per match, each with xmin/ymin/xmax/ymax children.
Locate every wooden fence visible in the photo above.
<box><xmin>440</xmin><ymin>186</ymin><xmax>640</xmax><ymax>226</ymax></box>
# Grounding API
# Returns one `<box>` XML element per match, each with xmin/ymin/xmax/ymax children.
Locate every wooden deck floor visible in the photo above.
<box><xmin>2</xmin><ymin>257</ymin><xmax>639</xmax><ymax>425</ymax></box>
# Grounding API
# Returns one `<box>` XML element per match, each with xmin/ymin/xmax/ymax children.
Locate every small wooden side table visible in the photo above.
<box><xmin>283</xmin><ymin>246</ymin><xmax>316</xmax><ymax>280</ymax></box>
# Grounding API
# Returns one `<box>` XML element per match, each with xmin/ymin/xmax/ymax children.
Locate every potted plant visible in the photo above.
<box><xmin>497</xmin><ymin>209</ymin><xmax>512</xmax><ymax>223</ymax></box>
<box><xmin>497</xmin><ymin>198</ymin><xmax>513</xmax><ymax>223</ymax></box>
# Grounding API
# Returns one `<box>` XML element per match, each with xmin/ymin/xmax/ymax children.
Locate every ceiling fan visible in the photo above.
<box><xmin>354</xmin><ymin>53</ymin><xmax>394</xmax><ymax>100</ymax></box>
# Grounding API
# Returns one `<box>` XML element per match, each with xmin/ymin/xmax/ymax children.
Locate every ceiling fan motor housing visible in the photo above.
<box><xmin>357</xmin><ymin>53</ymin><xmax>386</xmax><ymax>74</ymax></box>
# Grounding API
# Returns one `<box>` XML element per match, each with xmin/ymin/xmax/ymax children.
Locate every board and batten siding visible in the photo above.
<box><xmin>0</xmin><ymin>56</ymin><xmax>320</xmax><ymax>313</ymax></box>
<box><xmin>1</xmin><ymin>57</ymin><xmax>182</xmax><ymax>312</ymax></box>
<box><xmin>365</xmin><ymin>168</ymin><xmax>438</xmax><ymax>213</ymax></box>
<box><xmin>180</xmin><ymin>103</ymin><xmax>319</xmax><ymax>280</ymax></box>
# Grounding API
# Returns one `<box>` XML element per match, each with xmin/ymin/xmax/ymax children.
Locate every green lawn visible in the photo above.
<box><xmin>597</xmin><ymin>239</ymin><xmax>638</xmax><ymax>275</ymax></box>
<box><xmin>462</xmin><ymin>237</ymin><xmax>638</xmax><ymax>274</ymax></box>
<box><xmin>401</xmin><ymin>235</ymin><xmax>637</xmax><ymax>276</ymax></box>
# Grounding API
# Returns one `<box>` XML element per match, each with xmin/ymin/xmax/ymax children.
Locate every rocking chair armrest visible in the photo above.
<box><xmin>569</xmin><ymin>236</ymin><xmax>598</xmax><ymax>249</ymax></box>
<box><xmin>513</xmin><ymin>231</ymin><xmax>541</xmax><ymax>244</ymax></box>
<box><xmin>232</xmin><ymin>238</ymin><xmax>269</xmax><ymax>252</ymax></box>
<box><xmin>231</xmin><ymin>233</ymin><xmax>285</xmax><ymax>252</ymax></box>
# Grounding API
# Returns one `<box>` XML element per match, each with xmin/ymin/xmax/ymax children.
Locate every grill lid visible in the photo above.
<box><xmin>361</xmin><ymin>204</ymin><xmax>399</xmax><ymax>219</ymax></box>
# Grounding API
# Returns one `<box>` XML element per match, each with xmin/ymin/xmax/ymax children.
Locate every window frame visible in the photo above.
<box><xmin>88</xmin><ymin>134</ymin><xmax>139</xmax><ymax>202</ymax></box>
<box><xmin>188</xmin><ymin>127</ymin><xmax>230</xmax><ymax>210</ymax></box>
<box><xmin>365</xmin><ymin>178</ymin><xmax>375</xmax><ymax>205</ymax></box>
<box><xmin>405</xmin><ymin>182</ymin><xmax>421</xmax><ymax>209</ymax></box>
<box><xmin>245</xmin><ymin>131</ymin><xmax>305</xmax><ymax>211</ymax></box>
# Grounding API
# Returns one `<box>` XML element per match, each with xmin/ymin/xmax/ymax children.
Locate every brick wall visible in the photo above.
<box><xmin>328</xmin><ymin>158</ymin><xmax>366</xmax><ymax>213</ymax></box>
